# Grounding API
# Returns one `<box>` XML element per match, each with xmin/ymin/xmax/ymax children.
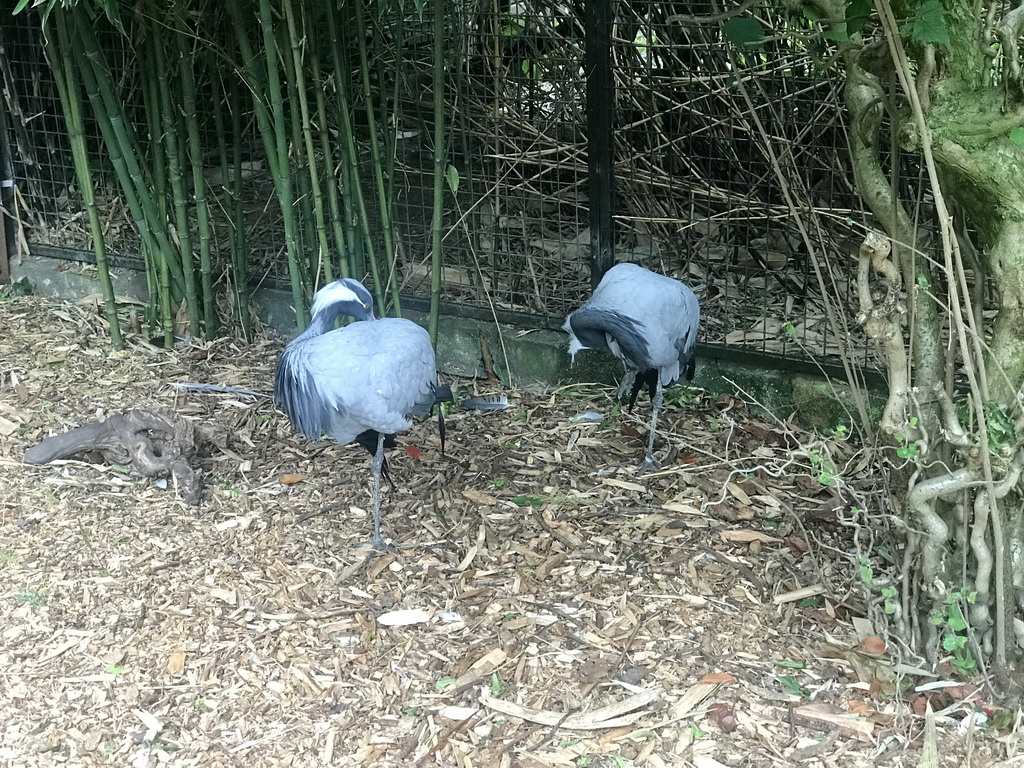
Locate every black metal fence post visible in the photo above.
<box><xmin>585</xmin><ymin>0</ymin><xmax>614</xmax><ymax>289</ymax></box>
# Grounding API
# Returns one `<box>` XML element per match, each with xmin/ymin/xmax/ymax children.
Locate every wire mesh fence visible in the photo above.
<box><xmin>0</xmin><ymin>0</ymin><xmax>873</xmax><ymax>367</ymax></box>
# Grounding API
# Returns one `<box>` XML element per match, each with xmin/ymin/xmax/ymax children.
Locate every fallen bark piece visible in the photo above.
<box><xmin>24</xmin><ymin>409</ymin><xmax>207</xmax><ymax>505</ymax></box>
<box><xmin>786</xmin><ymin>702</ymin><xmax>874</xmax><ymax>742</ymax></box>
<box><xmin>480</xmin><ymin>688</ymin><xmax>659</xmax><ymax>730</ymax></box>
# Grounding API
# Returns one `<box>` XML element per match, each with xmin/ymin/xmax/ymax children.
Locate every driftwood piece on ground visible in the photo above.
<box><xmin>24</xmin><ymin>409</ymin><xmax>206</xmax><ymax>505</ymax></box>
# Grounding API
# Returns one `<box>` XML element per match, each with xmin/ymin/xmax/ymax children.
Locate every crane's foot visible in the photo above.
<box><xmin>638</xmin><ymin>455</ymin><xmax>661</xmax><ymax>475</ymax></box>
<box><xmin>357</xmin><ymin>533</ymin><xmax>399</xmax><ymax>553</ymax></box>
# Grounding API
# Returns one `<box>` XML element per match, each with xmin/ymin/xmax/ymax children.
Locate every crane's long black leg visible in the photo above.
<box><xmin>640</xmin><ymin>380</ymin><xmax>664</xmax><ymax>474</ymax></box>
<box><xmin>362</xmin><ymin>431</ymin><xmax>397</xmax><ymax>552</ymax></box>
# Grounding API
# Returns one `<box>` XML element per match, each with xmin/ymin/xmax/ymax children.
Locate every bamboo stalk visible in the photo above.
<box><xmin>308</xmin><ymin>7</ymin><xmax>352</xmax><ymax>279</ymax></box>
<box><xmin>154</xmin><ymin>16</ymin><xmax>199</xmax><ymax>336</ymax></box>
<box><xmin>140</xmin><ymin>21</ymin><xmax>170</xmax><ymax>335</ymax></box>
<box><xmin>353</xmin><ymin>0</ymin><xmax>401</xmax><ymax>315</ymax></box>
<box><xmin>140</xmin><ymin>27</ymin><xmax>167</xmax><ymax>221</ymax></box>
<box><xmin>328</xmin><ymin>2</ymin><xmax>382</xmax><ymax>303</ymax></box>
<box><xmin>382</xmin><ymin>6</ymin><xmax>402</xmax><ymax>250</ymax></box>
<box><xmin>71</xmin><ymin>10</ymin><xmax>178</xmax><ymax>342</ymax></box>
<box><xmin>284</xmin><ymin>0</ymin><xmax>333</xmax><ymax>284</ymax></box>
<box><xmin>138</xmin><ymin>19</ymin><xmax>165</xmax><ymax>329</ymax></box>
<box><xmin>175</xmin><ymin>8</ymin><xmax>217</xmax><ymax>335</ymax></box>
<box><xmin>45</xmin><ymin>14</ymin><xmax>123</xmax><ymax>349</ymax></box>
<box><xmin>228</xmin><ymin>0</ymin><xmax>307</xmax><ymax>329</ymax></box>
<box><xmin>428</xmin><ymin>0</ymin><xmax>446</xmax><ymax>345</ymax></box>
<box><xmin>261</xmin><ymin>0</ymin><xmax>306</xmax><ymax>326</ymax></box>
<box><xmin>280</xmin><ymin>10</ymin><xmax>316</xmax><ymax>287</ymax></box>
<box><xmin>210</xmin><ymin>51</ymin><xmax>252</xmax><ymax>339</ymax></box>
<box><xmin>228</xmin><ymin>74</ymin><xmax>252</xmax><ymax>338</ymax></box>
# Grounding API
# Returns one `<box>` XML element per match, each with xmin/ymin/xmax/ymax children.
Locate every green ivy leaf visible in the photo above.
<box><xmin>906</xmin><ymin>0</ymin><xmax>949</xmax><ymax>46</ymax></box>
<box><xmin>845</xmin><ymin>0</ymin><xmax>872</xmax><ymax>38</ymax></box>
<box><xmin>947</xmin><ymin>607</ymin><xmax>967</xmax><ymax>632</ymax></box>
<box><xmin>942</xmin><ymin>634</ymin><xmax>964</xmax><ymax>652</ymax></box>
<box><xmin>724</xmin><ymin>18</ymin><xmax>765</xmax><ymax>51</ymax></box>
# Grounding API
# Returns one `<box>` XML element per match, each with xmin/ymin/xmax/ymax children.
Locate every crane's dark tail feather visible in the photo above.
<box><xmin>628</xmin><ymin>369</ymin><xmax>659</xmax><ymax>411</ymax></box>
<box><xmin>432</xmin><ymin>385</ymin><xmax>455</xmax><ymax>456</ymax></box>
<box><xmin>355</xmin><ymin>430</ymin><xmax>397</xmax><ymax>490</ymax></box>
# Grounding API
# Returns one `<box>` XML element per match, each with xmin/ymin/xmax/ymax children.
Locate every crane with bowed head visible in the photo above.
<box><xmin>563</xmin><ymin>263</ymin><xmax>699</xmax><ymax>473</ymax></box>
<box><xmin>275</xmin><ymin>278</ymin><xmax>451</xmax><ymax>550</ymax></box>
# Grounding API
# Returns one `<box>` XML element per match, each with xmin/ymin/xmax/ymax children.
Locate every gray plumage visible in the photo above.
<box><xmin>274</xmin><ymin>278</ymin><xmax>449</xmax><ymax>549</ymax></box>
<box><xmin>277</xmin><ymin>317</ymin><xmax>439</xmax><ymax>445</ymax></box>
<box><xmin>563</xmin><ymin>263</ymin><xmax>699</xmax><ymax>472</ymax></box>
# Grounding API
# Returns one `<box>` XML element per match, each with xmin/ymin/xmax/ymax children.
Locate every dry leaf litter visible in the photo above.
<box><xmin>0</xmin><ymin>293</ymin><xmax>1001</xmax><ymax>767</ymax></box>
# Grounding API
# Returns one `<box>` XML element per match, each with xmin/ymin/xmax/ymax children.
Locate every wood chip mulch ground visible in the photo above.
<box><xmin>0</xmin><ymin>292</ymin><xmax>1010</xmax><ymax>767</ymax></box>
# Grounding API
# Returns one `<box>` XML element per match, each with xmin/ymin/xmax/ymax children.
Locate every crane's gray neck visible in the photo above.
<box><xmin>301</xmin><ymin>302</ymin><xmax>371</xmax><ymax>338</ymax></box>
<box><xmin>567</xmin><ymin>308</ymin><xmax>650</xmax><ymax>368</ymax></box>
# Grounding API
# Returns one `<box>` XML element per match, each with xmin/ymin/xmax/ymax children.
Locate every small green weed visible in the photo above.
<box><xmin>806</xmin><ymin>447</ymin><xmax>837</xmax><ymax>486</ymax></box>
<box><xmin>435</xmin><ymin>677</ymin><xmax>456</xmax><ymax>692</ymax></box>
<box><xmin>664</xmin><ymin>386</ymin><xmax>696</xmax><ymax>408</ymax></box>
<box><xmin>931</xmin><ymin>589</ymin><xmax>978</xmax><ymax>676</ymax></box>
<box><xmin>15</xmin><ymin>588</ymin><xmax>46</xmax><ymax>609</ymax></box>
<box><xmin>857</xmin><ymin>554</ymin><xmax>899</xmax><ymax>615</ymax></box>
<box><xmin>489</xmin><ymin>672</ymin><xmax>503</xmax><ymax>695</ymax></box>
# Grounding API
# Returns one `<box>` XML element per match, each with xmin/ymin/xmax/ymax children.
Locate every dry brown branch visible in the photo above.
<box><xmin>23</xmin><ymin>409</ymin><xmax>207</xmax><ymax>505</ymax></box>
<box><xmin>666</xmin><ymin>0</ymin><xmax>762</xmax><ymax>25</ymax></box>
<box><xmin>854</xmin><ymin>231</ymin><xmax>909</xmax><ymax>434</ymax></box>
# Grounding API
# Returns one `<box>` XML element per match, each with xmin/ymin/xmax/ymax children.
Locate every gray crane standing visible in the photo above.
<box><xmin>275</xmin><ymin>278</ymin><xmax>450</xmax><ymax>550</ymax></box>
<box><xmin>563</xmin><ymin>263</ymin><xmax>699</xmax><ymax>472</ymax></box>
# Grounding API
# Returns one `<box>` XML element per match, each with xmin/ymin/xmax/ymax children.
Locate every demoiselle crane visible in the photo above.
<box><xmin>563</xmin><ymin>263</ymin><xmax>699</xmax><ymax>473</ymax></box>
<box><xmin>274</xmin><ymin>278</ymin><xmax>451</xmax><ymax>550</ymax></box>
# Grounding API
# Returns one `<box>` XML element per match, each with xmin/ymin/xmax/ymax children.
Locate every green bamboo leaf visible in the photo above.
<box><xmin>775</xmin><ymin>660</ymin><xmax>806</xmax><ymax>669</ymax></box>
<box><xmin>95</xmin><ymin>0</ymin><xmax>126</xmax><ymax>35</ymax></box>
<box><xmin>13</xmin><ymin>0</ymin><xmax>33</xmax><ymax>15</ymax></box>
<box><xmin>1010</xmin><ymin>127</ymin><xmax>1024</xmax><ymax>148</ymax></box>
<box><xmin>777</xmin><ymin>674</ymin><xmax>808</xmax><ymax>698</ymax></box>
<box><xmin>513</xmin><ymin>495</ymin><xmax>545</xmax><ymax>508</ymax></box>
<box><xmin>906</xmin><ymin>0</ymin><xmax>949</xmax><ymax>46</ymax></box>
<box><xmin>446</xmin><ymin>164</ymin><xmax>460</xmax><ymax>193</ymax></box>
<box><xmin>723</xmin><ymin>18</ymin><xmax>765</xmax><ymax>51</ymax></box>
